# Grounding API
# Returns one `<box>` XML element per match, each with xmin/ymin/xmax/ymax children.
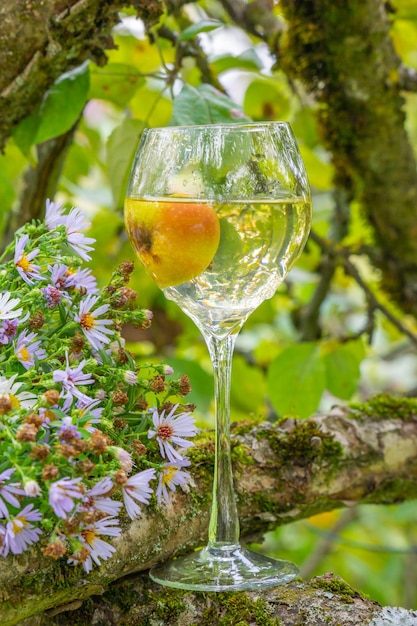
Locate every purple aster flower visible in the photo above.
<box><xmin>49</xmin><ymin>477</ymin><xmax>83</xmax><ymax>518</ymax></box>
<box><xmin>65</xmin><ymin>207</ymin><xmax>96</xmax><ymax>261</ymax></box>
<box><xmin>74</xmin><ymin>295</ymin><xmax>114</xmax><ymax>351</ymax></box>
<box><xmin>68</xmin><ymin>516</ymin><xmax>121</xmax><ymax>573</ymax></box>
<box><xmin>45</xmin><ymin>200</ymin><xmax>96</xmax><ymax>261</ymax></box>
<box><xmin>0</xmin><ymin>318</ymin><xmax>19</xmax><ymax>345</ymax></box>
<box><xmin>75</xmin><ymin>397</ymin><xmax>103</xmax><ymax>431</ymax></box>
<box><xmin>148</xmin><ymin>404</ymin><xmax>197</xmax><ymax>462</ymax></box>
<box><xmin>15</xmin><ymin>330</ymin><xmax>47</xmax><ymax>370</ymax></box>
<box><xmin>0</xmin><ymin>469</ymin><xmax>24</xmax><ymax>517</ymax></box>
<box><xmin>49</xmin><ymin>263</ymin><xmax>76</xmax><ymax>290</ymax></box>
<box><xmin>122</xmin><ymin>468</ymin><xmax>156</xmax><ymax>519</ymax></box>
<box><xmin>0</xmin><ymin>292</ymin><xmax>22</xmax><ymax>321</ymax></box>
<box><xmin>110</xmin><ymin>447</ymin><xmax>134</xmax><ymax>473</ymax></box>
<box><xmin>156</xmin><ymin>459</ymin><xmax>192</xmax><ymax>506</ymax></box>
<box><xmin>53</xmin><ymin>356</ymin><xmax>94</xmax><ymax>408</ymax></box>
<box><xmin>45</xmin><ymin>199</ymin><xmax>66</xmax><ymax>231</ymax></box>
<box><xmin>3</xmin><ymin>504</ymin><xmax>42</xmax><ymax>555</ymax></box>
<box><xmin>72</xmin><ymin>267</ymin><xmax>98</xmax><ymax>294</ymax></box>
<box><xmin>0</xmin><ymin>525</ymin><xmax>6</xmax><ymax>556</ymax></box>
<box><xmin>23</xmin><ymin>479</ymin><xmax>41</xmax><ymax>497</ymax></box>
<box><xmin>124</xmin><ymin>370</ymin><xmax>138</xmax><ymax>386</ymax></box>
<box><xmin>41</xmin><ymin>285</ymin><xmax>64</xmax><ymax>308</ymax></box>
<box><xmin>80</xmin><ymin>477</ymin><xmax>122</xmax><ymax>517</ymax></box>
<box><xmin>14</xmin><ymin>234</ymin><xmax>42</xmax><ymax>284</ymax></box>
<box><xmin>56</xmin><ymin>416</ymin><xmax>81</xmax><ymax>442</ymax></box>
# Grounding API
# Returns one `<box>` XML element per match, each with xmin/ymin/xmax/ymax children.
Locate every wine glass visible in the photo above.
<box><xmin>124</xmin><ymin>122</ymin><xmax>312</xmax><ymax>591</ymax></box>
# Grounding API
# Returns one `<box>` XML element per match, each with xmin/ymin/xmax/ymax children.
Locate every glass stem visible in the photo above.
<box><xmin>205</xmin><ymin>330</ymin><xmax>240</xmax><ymax>549</ymax></box>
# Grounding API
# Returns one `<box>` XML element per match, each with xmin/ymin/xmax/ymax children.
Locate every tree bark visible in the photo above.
<box><xmin>276</xmin><ymin>0</ymin><xmax>417</xmax><ymax>315</ymax></box>
<box><xmin>1</xmin><ymin>402</ymin><xmax>417</xmax><ymax>625</ymax></box>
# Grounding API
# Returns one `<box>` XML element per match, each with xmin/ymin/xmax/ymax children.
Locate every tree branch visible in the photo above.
<box><xmin>24</xmin><ymin>572</ymin><xmax>417</xmax><ymax>626</ymax></box>
<box><xmin>2</xmin><ymin>402</ymin><xmax>417</xmax><ymax>625</ymax></box>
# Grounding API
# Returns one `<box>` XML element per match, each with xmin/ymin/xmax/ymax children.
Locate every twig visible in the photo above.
<box><xmin>310</xmin><ymin>230</ymin><xmax>417</xmax><ymax>347</ymax></box>
<box><xmin>300</xmin><ymin>507</ymin><xmax>358</xmax><ymax>579</ymax></box>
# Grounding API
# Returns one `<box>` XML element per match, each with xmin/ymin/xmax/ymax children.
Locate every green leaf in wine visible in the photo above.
<box><xmin>267</xmin><ymin>342</ymin><xmax>325</xmax><ymax>418</ymax></box>
<box><xmin>213</xmin><ymin>219</ymin><xmax>244</xmax><ymax>267</ymax></box>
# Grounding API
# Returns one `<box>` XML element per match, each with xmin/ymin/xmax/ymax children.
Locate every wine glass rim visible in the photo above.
<box><xmin>143</xmin><ymin>121</ymin><xmax>292</xmax><ymax>133</ymax></box>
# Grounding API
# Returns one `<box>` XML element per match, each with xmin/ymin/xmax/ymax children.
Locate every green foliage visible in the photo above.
<box><xmin>178</xmin><ymin>19</ymin><xmax>223</xmax><ymax>41</ymax></box>
<box><xmin>89</xmin><ymin>62</ymin><xmax>145</xmax><ymax>107</ymax></box>
<box><xmin>106</xmin><ymin>117</ymin><xmax>145</xmax><ymax>206</ymax></box>
<box><xmin>243</xmin><ymin>76</ymin><xmax>291</xmax><ymax>121</ymax></box>
<box><xmin>171</xmin><ymin>84</ymin><xmax>251</xmax><ymax>126</ymax></box>
<box><xmin>13</xmin><ymin>63</ymin><xmax>90</xmax><ymax>154</ymax></box>
<box><xmin>267</xmin><ymin>343</ymin><xmax>326</xmax><ymax>418</ymax></box>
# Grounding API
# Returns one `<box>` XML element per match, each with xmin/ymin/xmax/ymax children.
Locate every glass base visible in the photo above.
<box><xmin>149</xmin><ymin>544</ymin><xmax>299</xmax><ymax>592</ymax></box>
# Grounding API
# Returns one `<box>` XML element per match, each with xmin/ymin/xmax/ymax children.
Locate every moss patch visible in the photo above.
<box><xmin>310</xmin><ymin>576</ymin><xmax>362</xmax><ymax>604</ymax></box>
<box><xmin>199</xmin><ymin>592</ymin><xmax>282</xmax><ymax>625</ymax></box>
<box><xmin>257</xmin><ymin>420</ymin><xmax>343</xmax><ymax>471</ymax></box>
<box><xmin>349</xmin><ymin>394</ymin><xmax>417</xmax><ymax>422</ymax></box>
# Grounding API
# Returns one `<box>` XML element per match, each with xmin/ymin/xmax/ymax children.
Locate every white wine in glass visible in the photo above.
<box><xmin>125</xmin><ymin>122</ymin><xmax>312</xmax><ymax>591</ymax></box>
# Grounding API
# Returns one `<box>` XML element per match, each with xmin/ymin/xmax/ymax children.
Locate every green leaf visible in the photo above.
<box><xmin>267</xmin><ymin>342</ymin><xmax>325</xmax><ymax>418</ymax></box>
<box><xmin>231</xmin><ymin>355</ymin><xmax>266</xmax><ymax>414</ymax></box>
<box><xmin>34</xmin><ymin>62</ymin><xmax>90</xmax><ymax>145</ymax></box>
<box><xmin>243</xmin><ymin>77</ymin><xmax>291</xmax><ymax>121</ymax></box>
<box><xmin>89</xmin><ymin>62</ymin><xmax>145</xmax><ymax>107</ymax></box>
<box><xmin>298</xmin><ymin>144</ymin><xmax>334</xmax><ymax>191</ymax></box>
<box><xmin>170</xmin><ymin>83</ymin><xmax>251</xmax><ymax>126</ymax></box>
<box><xmin>106</xmin><ymin>118</ymin><xmax>145</xmax><ymax>206</ymax></box>
<box><xmin>11</xmin><ymin>112</ymin><xmax>40</xmax><ymax>160</ymax></box>
<box><xmin>179</xmin><ymin>19</ymin><xmax>223</xmax><ymax>41</ymax></box>
<box><xmin>323</xmin><ymin>341</ymin><xmax>362</xmax><ymax>400</ymax></box>
<box><xmin>210</xmin><ymin>49</ymin><xmax>263</xmax><ymax>73</ymax></box>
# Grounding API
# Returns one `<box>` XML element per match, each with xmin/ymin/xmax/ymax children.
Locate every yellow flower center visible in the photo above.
<box><xmin>0</xmin><ymin>393</ymin><xmax>21</xmax><ymax>414</ymax></box>
<box><xmin>16</xmin><ymin>255</ymin><xmax>32</xmax><ymax>273</ymax></box>
<box><xmin>82</xmin><ymin>529</ymin><xmax>96</xmax><ymax>546</ymax></box>
<box><xmin>18</xmin><ymin>347</ymin><xmax>31</xmax><ymax>362</ymax></box>
<box><xmin>162</xmin><ymin>466</ymin><xmax>178</xmax><ymax>486</ymax></box>
<box><xmin>9</xmin><ymin>393</ymin><xmax>21</xmax><ymax>410</ymax></box>
<box><xmin>80</xmin><ymin>313</ymin><xmax>95</xmax><ymax>330</ymax></box>
<box><xmin>12</xmin><ymin>516</ymin><xmax>28</xmax><ymax>535</ymax></box>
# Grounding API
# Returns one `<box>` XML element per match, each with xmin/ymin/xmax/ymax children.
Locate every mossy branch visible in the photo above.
<box><xmin>0</xmin><ymin>0</ymin><xmax>164</xmax><ymax>151</ymax></box>
<box><xmin>21</xmin><ymin>572</ymin><xmax>417</xmax><ymax>626</ymax></box>
<box><xmin>2</xmin><ymin>398</ymin><xmax>417</xmax><ymax>625</ymax></box>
